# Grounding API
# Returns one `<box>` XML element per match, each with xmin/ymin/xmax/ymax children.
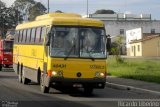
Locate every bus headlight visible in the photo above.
<box><xmin>95</xmin><ymin>72</ymin><xmax>105</xmax><ymax>77</ymax></box>
<box><xmin>52</xmin><ymin>71</ymin><xmax>57</xmax><ymax>76</ymax></box>
<box><xmin>100</xmin><ymin>72</ymin><xmax>105</xmax><ymax>77</ymax></box>
<box><xmin>51</xmin><ymin>70</ymin><xmax>63</xmax><ymax>77</ymax></box>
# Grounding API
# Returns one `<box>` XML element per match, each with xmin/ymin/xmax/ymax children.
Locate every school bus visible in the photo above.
<box><xmin>13</xmin><ymin>13</ymin><xmax>111</xmax><ymax>94</ymax></box>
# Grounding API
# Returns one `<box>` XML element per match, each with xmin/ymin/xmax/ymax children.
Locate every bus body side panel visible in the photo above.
<box><xmin>13</xmin><ymin>44</ymin><xmax>44</xmax><ymax>81</ymax></box>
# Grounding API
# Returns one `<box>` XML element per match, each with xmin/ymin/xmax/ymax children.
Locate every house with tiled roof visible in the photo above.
<box><xmin>129</xmin><ymin>35</ymin><xmax>160</xmax><ymax>57</ymax></box>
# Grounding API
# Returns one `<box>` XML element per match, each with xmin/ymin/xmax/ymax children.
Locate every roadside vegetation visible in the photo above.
<box><xmin>107</xmin><ymin>56</ymin><xmax>160</xmax><ymax>84</ymax></box>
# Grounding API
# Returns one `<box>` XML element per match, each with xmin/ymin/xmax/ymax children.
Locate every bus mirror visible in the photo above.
<box><xmin>46</xmin><ymin>33</ymin><xmax>51</xmax><ymax>46</ymax></box>
<box><xmin>106</xmin><ymin>35</ymin><xmax>111</xmax><ymax>52</ymax></box>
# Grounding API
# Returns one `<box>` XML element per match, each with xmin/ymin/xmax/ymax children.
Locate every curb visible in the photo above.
<box><xmin>106</xmin><ymin>82</ymin><xmax>160</xmax><ymax>97</ymax></box>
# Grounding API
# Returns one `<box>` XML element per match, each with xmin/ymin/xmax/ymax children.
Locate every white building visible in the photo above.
<box><xmin>89</xmin><ymin>13</ymin><xmax>160</xmax><ymax>37</ymax></box>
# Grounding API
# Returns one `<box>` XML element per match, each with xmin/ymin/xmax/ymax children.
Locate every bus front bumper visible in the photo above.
<box><xmin>49</xmin><ymin>77</ymin><xmax>106</xmax><ymax>88</ymax></box>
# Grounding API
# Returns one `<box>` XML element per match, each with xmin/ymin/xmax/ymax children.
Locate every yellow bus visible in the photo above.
<box><xmin>13</xmin><ymin>13</ymin><xmax>111</xmax><ymax>94</ymax></box>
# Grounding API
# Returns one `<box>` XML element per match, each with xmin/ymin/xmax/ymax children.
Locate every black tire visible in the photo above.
<box><xmin>84</xmin><ymin>87</ymin><xmax>93</xmax><ymax>96</ymax></box>
<box><xmin>40</xmin><ymin>74</ymin><xmax>49</xmax><ymax>93</ymax></box>
<box><xmin>0</xmin><ymin>64</ymin><xmax>2</xmax><ymax>71</ymax></box>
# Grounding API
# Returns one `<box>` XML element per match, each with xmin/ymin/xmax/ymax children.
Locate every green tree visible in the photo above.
<box><xmin>11</xmin><ymin>0</ymin><xmax>35</xmax><ymax>21</ymax></box>
<box><xmin>28</xmin><ymin>2</ymin><xmax>47</xmax><ymax>21</ymax></box>
<box><xmin>111</xmin><ymin>35</ymin><xmax>125</xmax><ymax>64</ymax></box>
<box><xmin>94</xmin><ymin>9</ymin><xmax>116</xmax><ymax>14</ymax></box>
<box><xmin>0</xmin><ymin>1</ymin><xmax>8</xmax><ymax>36</ymax></box>
<box><xmin>0</xmin><ymin>0</ymin><xmax>23</xmax><ymax>37</ymax></box>
<box><xmin>11</xmin><ymin>0</ymin><xmax>46</xmax><ymax>21</ymax></box>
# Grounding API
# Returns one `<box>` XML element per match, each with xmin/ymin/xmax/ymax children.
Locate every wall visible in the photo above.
<box><xmin>130</xmin><ymin>42</ymin><xmax>142</xmax><ymax>56</ymax></box>
<box><xmin>142</xmin><ymin>37</ymin><xmax>160</xmax><ymax>57</ymax></box>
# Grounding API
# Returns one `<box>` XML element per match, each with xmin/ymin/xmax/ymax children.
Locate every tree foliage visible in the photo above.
<box><xmin>0</xmin><ymin>0</ymin><xmax>46</xmax><ymax>36</ymax></box>
<box><xmin>111</xmin><ymin>35</ymin><xmax>125</xmax><ymax>64</ymax></box>
<box><xmin>0</xmin><ymin>0</ymin><xmax>23</xmax><ymax>36</ymax></box>
<box><xmin>28</xmin><ymin>2</ymin><xmax>47</xmax><ymax>21</ymax></box>
<box><xmin>11</xmin><ymin>0</ymin><xmax>46</xmax><ymax>21</ymax></box>
<box><xmin>94</xmin><ymin>9</ymin><xmax>116</xmax><ymax>14</ymax></box>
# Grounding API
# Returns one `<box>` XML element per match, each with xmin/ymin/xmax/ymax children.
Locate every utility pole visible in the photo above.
<box><xmin>87</xmin><ymin>0</ymin><xmax>88</xmax><ymax>17</ymax></box>
<box><xmin>48</xmin><ymin>0</ymin><xmax>50</xmax><ymax>13</ymax></box>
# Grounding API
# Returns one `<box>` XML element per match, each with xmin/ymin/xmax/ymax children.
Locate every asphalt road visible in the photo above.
<box><xmin>0</xmin><ymin>68</ymin><xmax>159</xmax><ymax>107</ymax></box>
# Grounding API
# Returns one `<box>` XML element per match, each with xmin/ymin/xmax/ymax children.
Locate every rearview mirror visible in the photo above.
<box><xmin>106</xmin><ymin>35</ymin><xmax>111</xmax><ymax>52</ymax></box>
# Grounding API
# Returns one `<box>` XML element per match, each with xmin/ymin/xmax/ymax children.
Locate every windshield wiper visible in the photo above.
<box><xmin>64</xmin><ymin>39</ymin><xmax>76</xmax><ymax>60</ymax></box>
<box><xmin>81</xmin><ymin>47</ymin><xmax>95</xmax><ymax>61</ymax></box>
<box><xmin>64</xmin><ymin>45</ymin><xmax>75</xmax><ymax>60</ymax></box>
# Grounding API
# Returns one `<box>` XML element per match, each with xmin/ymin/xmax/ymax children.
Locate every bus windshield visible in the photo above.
<box><xmin>50</xmin><ymin>26</ymin><xmax>106</xmax><ymax>59</ymax></box>
<box><xmin>3</xmin><ymin>41</ymin><xmax>13</xmax><ymax>50</ymax></box>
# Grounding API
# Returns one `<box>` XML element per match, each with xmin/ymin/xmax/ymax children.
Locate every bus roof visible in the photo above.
<box><xmin>16</xmin><ymin>13</ymin><xmax>104</xmax><ymax>30</ymax></box>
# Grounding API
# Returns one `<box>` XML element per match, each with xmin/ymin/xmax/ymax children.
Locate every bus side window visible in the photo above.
<box><xmin>15</xmin><ymin>30</ymin><xmax>19</xmax><ymax>43</ymax></box>
<box><xmin>25</xmin><ymin>29</ymin><xmax>28</xmax><ymax>43</ymax></box>
<box><xmin>19</xmin><ymin>30</ymin><xmax>23</xmax><ymax>43</ymax></box>
<box><xmin>26</xmin><ymin>29</ymin><xmax>31</xmax><ymax>43</ymax></box>
<box><xmin>22</xmin><ymin>29</ymin><xmax>27</xmax><ymax>43</ymax></box>
<box><xmin>31</xmin><ymin>28</ymin><xmax>36</xmax><ymax>43</ymax></box>
<box><xmin>35</xmin><ymin>27</ymin><xmax>41</xmax><ymax>44</ymax></box>
<box><xmin>40</xmin><ymin>27</ymin><xmax>46</xmax><ymax>43</ymax></box>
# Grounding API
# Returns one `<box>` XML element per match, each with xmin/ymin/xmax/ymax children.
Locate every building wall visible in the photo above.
<box><xmin>142</xmin><ymin>37</ymin><xmax>160</xmax><ymax>57</ymax></box>
<box><xmin>130</xmin><ymin>42</ymin><xmax>142</xmax><ymax>56</ymax></box>
<box><xmin>89</xmin><ymin>14</ymin><xmax>160</xmax><ymax>37</ymax></box>
<box><xmin>103</xmin><ymin>20</ymin><xmax>160</xmax><ymax>37</ymax></box>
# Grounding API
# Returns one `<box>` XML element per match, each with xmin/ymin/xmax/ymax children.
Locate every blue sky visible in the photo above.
<box><xmin>2</xmin><ymin>0</ymin><xmax>160</xmax><ymax>19</ymax></box>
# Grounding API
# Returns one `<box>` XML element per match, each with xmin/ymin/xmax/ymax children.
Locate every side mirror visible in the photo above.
<box><xmin>106</xmin><ymin>35</ymin><xmax>111</xmax><ymax>52</ymax></box>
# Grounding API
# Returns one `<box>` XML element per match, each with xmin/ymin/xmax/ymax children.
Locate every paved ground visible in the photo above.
<box><xmin>0</xmin><ymin>68</ymin><xmax>160</xmax><ymax>107</ymax></box>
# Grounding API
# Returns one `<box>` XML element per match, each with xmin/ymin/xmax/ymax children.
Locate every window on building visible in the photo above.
<box><xmin>120</xmin><ymin>29</ymin><xmax>124</xmax><ymax>35</ymax></box>
<box><xmin>151</xmin><ymin>29</ymin><xmax>155</xmax><ymax>34</ymax></box>
<box><xmin>137</xmin><ymin>45</ymin><xmax>140</xmax><ymax>52</ymax></box>
<box><xmin>131</xmin><ymin>46</ymin><xmax>134</xmax><ymax>52</ymax></box>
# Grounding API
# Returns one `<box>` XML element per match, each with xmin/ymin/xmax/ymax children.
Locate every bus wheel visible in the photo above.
<box><xmin>84</xmin><ymin>87</ymin><xmax>93</xmax><ymax>96</ymax></box>
<box><xmin>40</xmin><ymin>75</ymin><xmax>49</xmax><ymax>93</ymax></box>
<box><xmin>22</xmin><ymin>69</ymin><xmax>31</xmax><ymax>84</ymax></box>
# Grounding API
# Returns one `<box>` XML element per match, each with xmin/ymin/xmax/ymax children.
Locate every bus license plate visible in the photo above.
<box><xmin>73</xmin><ymin>84</ymin><xmax>82</xmax><ymax>88</ymax></box>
